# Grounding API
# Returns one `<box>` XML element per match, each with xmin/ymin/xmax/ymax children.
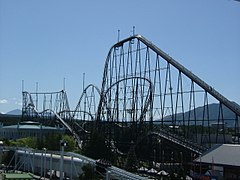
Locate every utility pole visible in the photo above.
<box><xmin>60</xmin><ymin>140</ymin><xmax>67</xmax><ymax>180</ymax></box>
<box><xmin>43</xmin><ymin>148</ymin><xmax>47</xmax><ymax>179</ymax></box>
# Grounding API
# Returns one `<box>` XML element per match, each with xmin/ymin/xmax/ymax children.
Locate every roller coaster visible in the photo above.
<box><xmin>21</xmin><ymin>34</ymin><xmax>240</xmax><ymax>165</ymax></box>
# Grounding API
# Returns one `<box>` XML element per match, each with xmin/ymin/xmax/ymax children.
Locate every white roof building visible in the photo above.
<box><xmin>194</xmin><ymin>144</ymin><xmax>240</xmax><ymax>179</ymax></box>
<box><xmin>0</xmin><ymin>121</ymin><xmax>65</xmax><ymax>140</ymax></box>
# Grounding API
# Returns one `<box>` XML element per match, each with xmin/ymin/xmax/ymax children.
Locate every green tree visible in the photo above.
<box><xmin>9</xmin><ymin>137</ymin><xmax>37</xmax><ymax>149</ymax></box>
<box><xmin>83</xmin><ymin>131</ymin><xmax>112</xmax><ymax>160</ymax></box>
<box><xmin>44</xmin><ymin>133</ymin><xmax>62</xmax><ymax>151</ymax></box>
<box><xmin>124</xmin><ymin>142</ymin><xmax>138</xmax><ymax>172</ymax></box>
<box><xmin>62</xmin><ymin>135</ymin><xmax>76</xmax><ymax>152</ymax></box>
<box><xmin>43</xmin><ymin>133</ymin><xmax>76</xmax><ymax>151</ymax></box>
<box><xmin>79</xmin><ymin>164</ymin><xmax>96</xmax><ymax>180</ymax></box>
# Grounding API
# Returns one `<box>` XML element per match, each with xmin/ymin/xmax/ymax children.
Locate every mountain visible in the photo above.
<box><xmin>163</xmin><ymin>103</ymin><xmax>236</xmax><ymax>127</ymax></box>
<box><xmin>6</xmin><ymin>109</ymin><xmax>22</xmax><ymax>115</ymax></box>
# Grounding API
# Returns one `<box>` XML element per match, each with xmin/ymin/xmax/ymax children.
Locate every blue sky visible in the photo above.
<box><xmin>0</xmin><ymin>0</ymin><xmax>239</xmax><ymax>113</ymax></box>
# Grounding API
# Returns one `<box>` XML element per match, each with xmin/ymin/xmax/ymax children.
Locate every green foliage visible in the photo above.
<box><xmin>5</xmin><ymin>133</ymin><xmax>76</xmax><ymax>152</ymax></box>
<box><xmin>124</xmin><ymin>143</ymin><xmax>138</xmax><ymax>172</ymax></box>
<box><xmin>62</xmin><ymin>134</ymin><xmax>76</xmax><ymax>152</ymax></box>
<box><xmin>82</xmin><ymin>131</ymin><xmax>112</xmax><ymax>160</ymax></box>
<box><xmin>9</xmin><ymin>137</ymin><xmax>38</xmax><ymax>149</ymax></box>
<box><xmin>79</xmin><ymin>164</ymin><xmax>96</xmax><ymax>180</ymax></box>
<box><xmin>2</xmin><ymin>139</ymin><xmax>10</xmax><ymax>146</ymax></box>
<box><xmin>44</xmin><ymin>133</ymin><xmax>62</xmax><ymax>151</ymax></box>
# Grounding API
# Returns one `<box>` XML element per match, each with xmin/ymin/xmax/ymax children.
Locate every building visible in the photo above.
<box><xmin>0</xmin><ymin>121</ymin><xmax>65</xmax><ymax>140</ymax></box>
<box><xmin>194</xmin><ymin>144</ymin><xmax>240</xmax><ymax>180</ymax></box>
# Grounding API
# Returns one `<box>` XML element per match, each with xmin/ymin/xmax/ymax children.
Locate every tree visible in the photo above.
<box><xmin>62</xmin><ymin>135</ymin><xmax>76</xmax><ymax>152</ymax></box>
<box><xmin>124</xmin><ymin>142</ymin><xmax>138</xmax><ymax>172</ymax></box>
<box><xmin>9</xmin><ymin>137</ymin><xmax>37</xmax><ymax>149</ymax></box>
<box><xmin>44</xmin><ymin>133</ymin><xmax>62</xmax><ymax>151</ymax></box>
<box><xmin>83</xmin><ymin>131</ymin><xmax>112</xmax><ymax>160</ymax></box>
<box><xmin>79</xmin><ymin>164</ymin><xmax>96</xmax><ymax>180</ymax></box>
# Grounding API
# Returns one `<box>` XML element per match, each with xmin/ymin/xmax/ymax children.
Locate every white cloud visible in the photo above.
<box><xmin>0</xmin><ymin>99</ymin><xmax>8</xmax><ymax>104</ymax></box>
<box><xmin>15</xmin><ymin>101</ymin><xmax>22</xmax><ymax>106</ymax></box>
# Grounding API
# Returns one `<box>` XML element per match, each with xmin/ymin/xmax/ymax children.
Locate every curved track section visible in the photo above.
<box><xmin>22</xmin><ymin>90</ymin><xmax>71</xmax><ymax>122</ymax></box>
<box><xmin>99</xmin><ymin>77</ymin><xmax>153</xmax><ymax>123</ymax></box>
<box><xmin>24</xmin><ymin>103</ymin><xmax>82</xmax><ymax>148</ymax></box>
<box><xmin>22</xmin><ymin>90</ymin><xmax>82</xmax><ymax>148</ymax></box>
<box><xmin>73</xmin><ymin>84</ymin><xmax>100</xmax><ymax>121</ymax></box>
<box><xmin>97</xmin><ymin>34</ymin><xmax>240</xmax><ymax>146</ymax></box>
<box><xmin>21</xmin><ymin>35</ymin><xmax>240</xmax><ymax>154</ymax></box>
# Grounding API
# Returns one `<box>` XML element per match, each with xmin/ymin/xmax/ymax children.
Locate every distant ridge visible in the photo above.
<box><xmin>6</xmin><ymin>109</ymin><xmax>22</xmax><ymax>115</ymax></box>
<box><xmin>163</xmin><ymin>103</ymin><xmax>236</xmax><ymax>127</ymax></box>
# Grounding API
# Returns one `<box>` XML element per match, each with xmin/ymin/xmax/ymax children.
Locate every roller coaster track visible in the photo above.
<box><xmin>114</xmin><ymin>34</ymin><xmax>240</xmax><ymax>117</ymax></box>
<box><xmin>73</xmin><ymin>84</ymin><xmax>101</xmax><ymax>119</ymax></box>
<box><xmin>21</xmin><ymin>34</ymin><xmax>240</xmax><ymax>157</ymax></box>
<box><xmin>149</xmin><ymin>129</ymin><xmax>207</xmax><ymax>155</ymax></box>
<box><xmin>113</xmin><ymin>128</ymin><xmax>207</xmax><ymax>155</ymax></box>
<box><xmin>51</xmin><ymin>110</ymin><xmax>82</xmax><ymax>149</ymax></box>
<box><xmin>26</xmin><ymin>104</ymin><xmax>82</xmax><ymax>149</ymax></box>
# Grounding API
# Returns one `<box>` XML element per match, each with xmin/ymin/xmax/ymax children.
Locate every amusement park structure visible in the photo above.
<box><xmin>21</xmin><ymin>35</ymin><xmax>240</xmax><ymax>165</ymax></box>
